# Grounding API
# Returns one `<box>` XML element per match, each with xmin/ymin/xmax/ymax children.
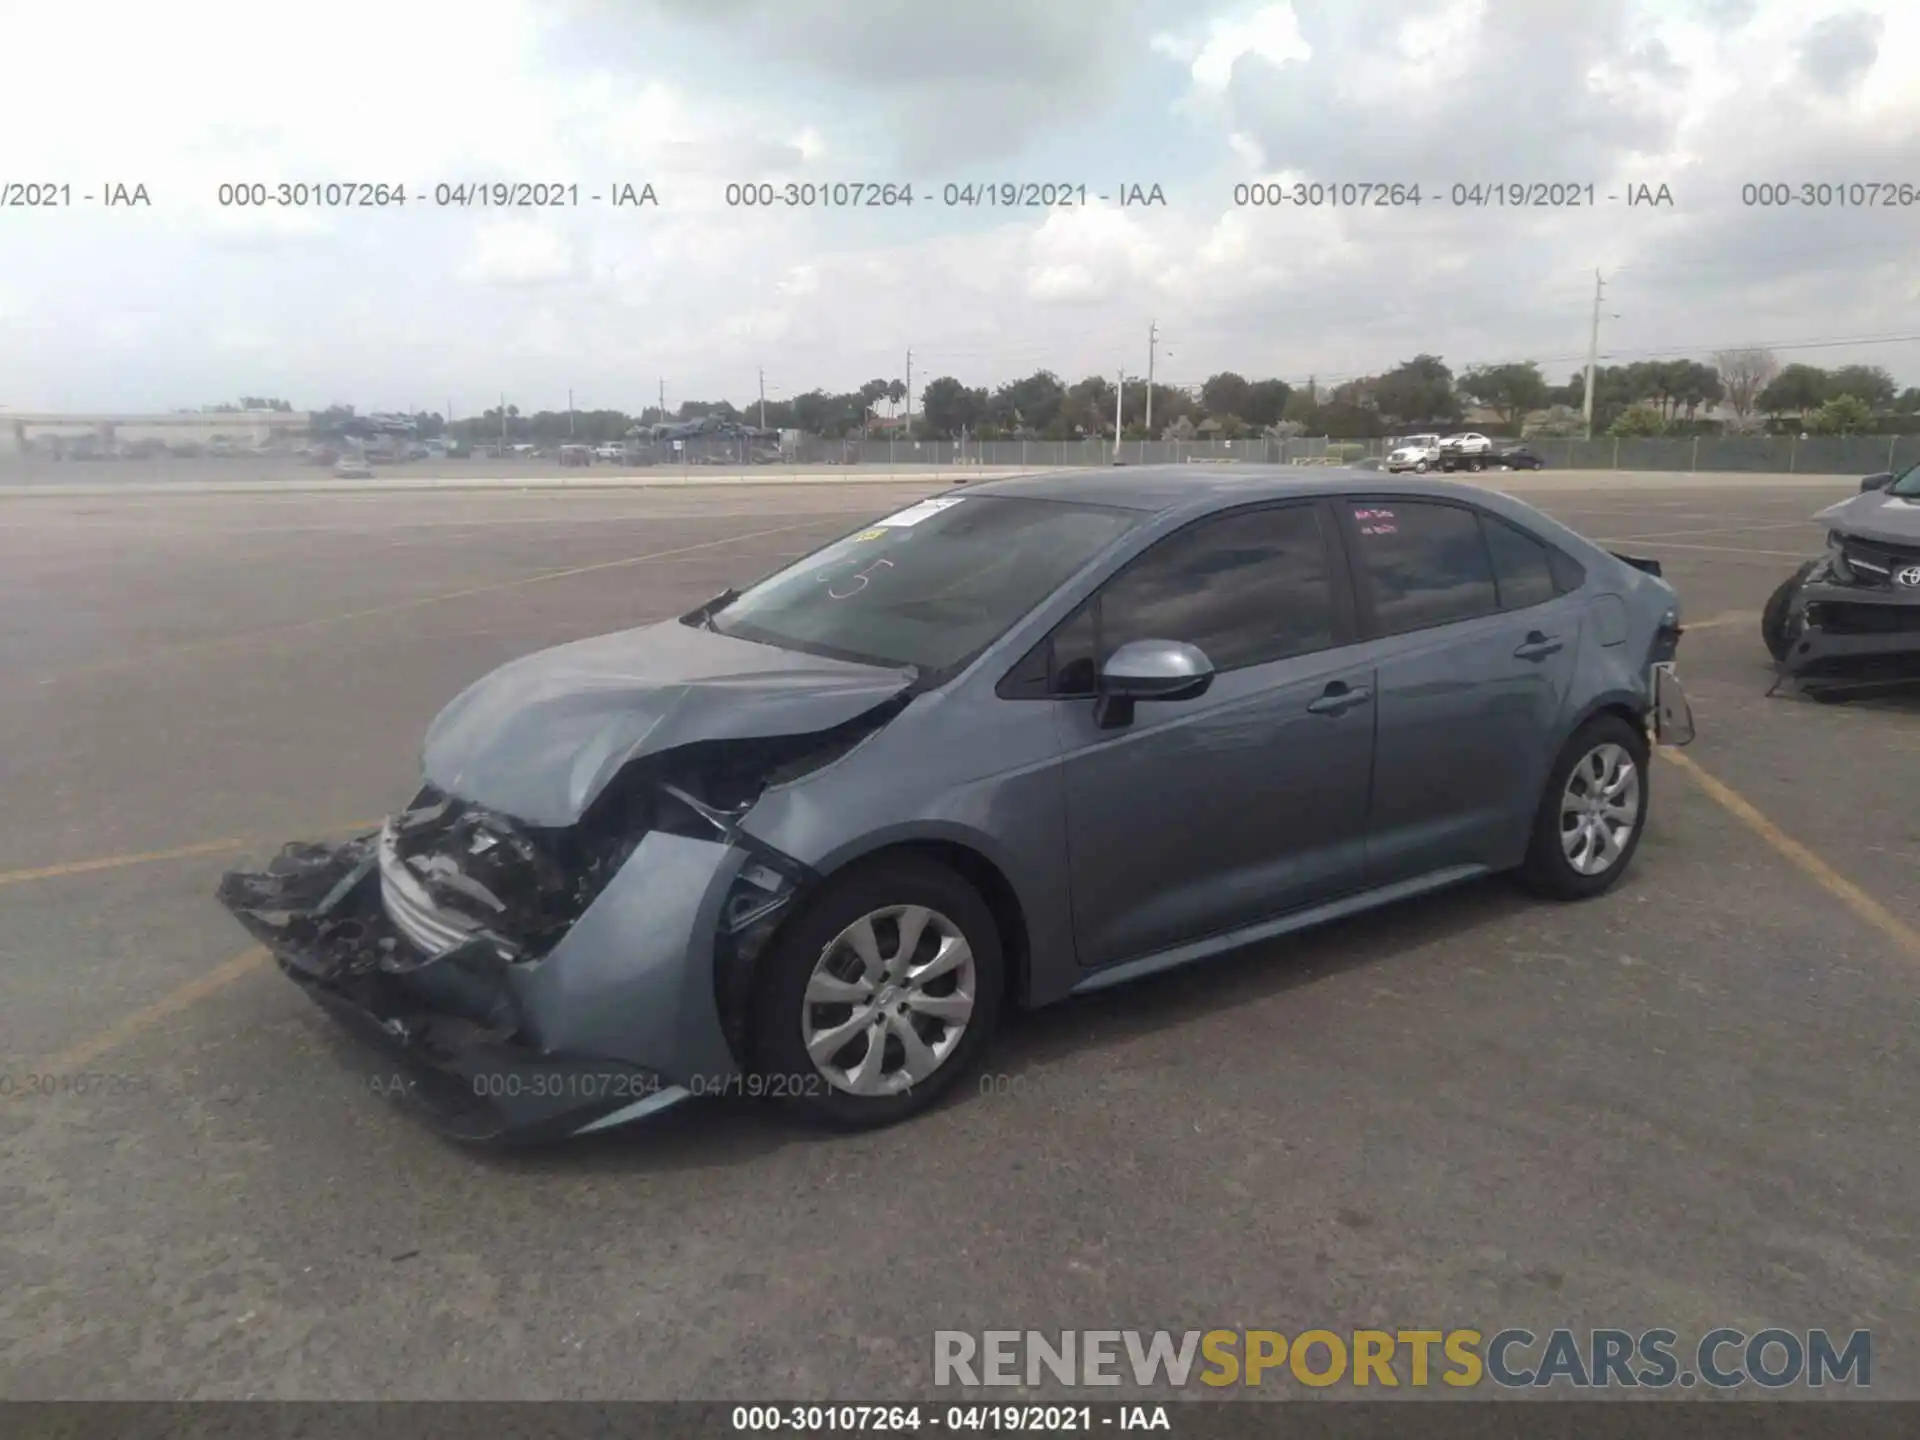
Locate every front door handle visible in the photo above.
<box><xmin>1306</xmin><ymin>681</ymin><xmax>1372</xmax><ymax>716</ymax></box>
<box><xmin>1514</xmin><ymin>632</ymin><xmax>1564</xmax><ymax>661</ymax></box>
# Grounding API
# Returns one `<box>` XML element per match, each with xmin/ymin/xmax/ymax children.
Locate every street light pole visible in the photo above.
<box><xmin>1114</xmin><ymin>369</ymin><xmax>1125</xmax><ymax>464</ymax></box>
<box><xmin>1582</xmin><ymin>269</ymin><xmax>1606</xmax><ymax>440</ymax></box>
<box><xmin>1145</xmin><ymin>321</ymin><xmax>1157</xmax><ymax>441</ymax></box>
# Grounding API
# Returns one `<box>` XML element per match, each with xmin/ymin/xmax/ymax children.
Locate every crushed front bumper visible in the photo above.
<box><xmin>218</xmin><ymin>822</ymin><xmax>764</xmax><ymax>1144</ymax></box>
<box><xmin>1782</xmin><ymin>574</ymin><xmax>1920</xmax><ymax>683</ymax></box>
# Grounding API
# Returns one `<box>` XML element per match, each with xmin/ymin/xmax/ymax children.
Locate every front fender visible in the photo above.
<box><xmin>505</xmin><ymin>831</ymin><xmax>747</xmax><ymax>1084</ymax></box>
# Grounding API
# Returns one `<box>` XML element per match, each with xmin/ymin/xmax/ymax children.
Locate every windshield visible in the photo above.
<box><xmin>1889</xmin><ymin>460</ymin><xmax>1920</xmax><ymax>498</ymax></box>
<box><xmin>709</xmin><ymin>494</ymin><xmax>1139</xmax><ymax>675</ymax></box>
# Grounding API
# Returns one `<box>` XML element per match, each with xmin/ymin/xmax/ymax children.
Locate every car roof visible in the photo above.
<box><xmin>952</xmin><ymin>464</ymin><xmax>1523</xmax><ymax>517</ymax></box>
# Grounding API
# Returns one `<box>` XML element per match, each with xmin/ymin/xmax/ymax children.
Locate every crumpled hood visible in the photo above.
<box><xmin>1815</xmin><ymin>489</ymin><xmax>1920</xmax><ymax>543</ymax></box>
<box><xmin>421</xmin><ymin>620</ymin><xmax>915</xmax><ymax>827</ymax></box>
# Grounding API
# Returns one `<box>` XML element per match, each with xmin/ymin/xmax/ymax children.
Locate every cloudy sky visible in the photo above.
<box><xmin>0</xmin><ymin>0</ymin><xmax>1915</xmax><ymax>416</ymax></box>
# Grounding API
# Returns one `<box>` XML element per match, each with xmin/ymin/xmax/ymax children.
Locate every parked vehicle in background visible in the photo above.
<box><xmin>1493</xmin><ymin>447</ymin><xmax>1546</xmax><ymax>471</ymax></box>
<box><xmin>334</xmin><ymin>455</ymin><xmax>373</xmax><ymax>479</ymax></box>
<box><xmin>559</xmin><ymin>445</ymin><xmax>593</xmax><ymax>468</ymax></box>
<box><xmin>1760</xmin><ymin>464</ymin><xmax>1920</xmax><ymax>698</ymax></box>
<box><xmin>593</xmin><ymin>444</ymin><xmax>625</xmax><ymax>462</ymax></box>
<box><xmin>1386</xmin><ymin>434</ymin><xmax>1442</xmax><ymax>473</ymax></box>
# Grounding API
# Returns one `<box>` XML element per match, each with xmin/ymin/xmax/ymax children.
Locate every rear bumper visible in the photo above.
<box><xmin>218</xmin><ymin>825</ymin><xmax>760</xmax><ymax>1144</ymax></box>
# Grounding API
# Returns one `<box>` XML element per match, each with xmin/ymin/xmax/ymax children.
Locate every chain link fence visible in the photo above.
<box><xmin>754</xmin><ymin>433</ymin><xmax>1920</xmax><ymax>475</ymax></box>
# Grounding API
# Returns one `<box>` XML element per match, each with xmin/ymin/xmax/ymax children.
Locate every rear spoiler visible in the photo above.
<box><xmin>1610</xmin><ymin>551</ymin><xmax>1663</xmax><ymax>578</ymax></box>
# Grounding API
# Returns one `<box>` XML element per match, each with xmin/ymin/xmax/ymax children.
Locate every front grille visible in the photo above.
<box><xmin>1811</xmin><ymin>602</ymin><xmax>1920</xmax><ymax>636</ymax></box>
<box><xmin>1839</xmin><ymin>535</ymin><xmax>1920</xmax><ymax>588</ymax></box>
<box><xmin>378</xmin><ymin>819</ymin><xmax>484</xmax><ymax>957</ymax></box>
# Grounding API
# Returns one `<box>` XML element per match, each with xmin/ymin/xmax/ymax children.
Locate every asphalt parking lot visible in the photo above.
<box><xmin>2</xmin><ymin>471</ymin><xmax>1917</xmax><ymax>1400</ymax></box>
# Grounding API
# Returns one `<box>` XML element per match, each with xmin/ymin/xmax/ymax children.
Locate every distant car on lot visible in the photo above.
<box><xmin>559</xmin><ymin>445</ymin><xmax>593</xmax><ymax>468</ymax></box>
<box><xmin>219</xmin><ymin>467</ymin><xmax>1694</xmax><ymax>1144</ymax></box>
<box><xmin>334</xmin><ymin>456</ymin><xmax>373</xmax><ymax>479</ymax></box>
<box><xmin>593</xmin><ymin>444</ymin><xmax>625</xmax><ymax>462</ymax></box>
<box><xmin>1385</xmin><ymin>434</ymin><xmax>1442</xmax><ymax>472</ymax></box>
<box><xmin>1493</xmin><ymin>447</ymin><xmax>1546</xmax><ymax>471</ymax></box>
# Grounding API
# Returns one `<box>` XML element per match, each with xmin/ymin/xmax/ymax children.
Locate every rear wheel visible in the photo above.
<box><xmin>1761</xmin><ymin>560</ymin><xmax>1818</xmax><ymax>662</ymax></box>
<box><xmin>750</xmin><ymin>855</ymin><xmax>1004</xmax><ymax>1131</ymax></box>
<box><xmin>1518</xmin><ymin>715</ymin><xmax>1651</xmax><ymax>901</ymax></box>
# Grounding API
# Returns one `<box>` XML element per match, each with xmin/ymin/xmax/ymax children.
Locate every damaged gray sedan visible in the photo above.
<box><xmin>220</xmin><ymin>468</ymin><xmax>1692</xmax><ymax>1143</ymax></box>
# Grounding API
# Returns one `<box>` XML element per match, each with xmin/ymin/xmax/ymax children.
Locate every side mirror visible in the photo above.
<box><xmin>1093</xmin><ymin>640</ymin><xmax>1215</xmax><ymax>729</ymax></box>
<box><xmin>1860</xmin><ymin>472</ymin><xmax>1894</xmax><ymax>492</ymax></box>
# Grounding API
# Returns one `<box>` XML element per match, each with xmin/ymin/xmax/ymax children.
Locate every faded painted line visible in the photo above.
<box><xmin>1628</xmin><ymin>540</ymin><xmax>1810</xmax><ymax>560</ymax></box>
<box><xmin>4</xmin><ymin>945</ymin><xmax>269</xmax><ymax>1098</ymax></box>
<box><xmin>33</xmin><ymin>519</ymin><xmax>823</xmax><ymax>687</ymax></box>
<box><xmin>1591</xmin><ymin>521</ymin><xmax>1812</xmax><ymax>543</ymax></box>
<box><xmin>0</xmin><ymin>819</ymin><xmax>381</xmax><ymax>889</ymax></box>
<box><xmin>1663</xmin><ymin>749</ymin><xmax>1920</xmax><ymax>964</ymax></box>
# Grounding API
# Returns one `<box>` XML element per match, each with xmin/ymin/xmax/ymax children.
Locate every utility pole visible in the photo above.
<box><xmin>904</xmin><ymin>349</ymin><xmax>913</xmax><ymax>438</ymax></box>
<box><xmin>1582</xmin><ymin>269</ymin><xmax>1606</xmax><ymax>440</ymax></box>
<box><xmin>500</xmin><ymin>392</ymin><xmax>506</xmax><ymax>450</ymax></box>
<box><xmin>568</xmin><ymin>388</ymin><xmax>575</xmax><ymax>438</ymax></box>
<box><xmin>758</xmin><ymin>367</ymin><xmax>766</xmax><ymax>430</ymax></box>
<box><xmin>658</xmin><ymin>378</ymin><xmax>666</xmax><ymax>424</ymax></box>
<box><xmin>1114</xmin><ymin>368</ymin><xmax>1125</xmax><ymax>461</ymax></box>
<box><xmin>1145</xmin><ymin>321</ymin><xmax>1158</xmax><ymax>440</ymax></box>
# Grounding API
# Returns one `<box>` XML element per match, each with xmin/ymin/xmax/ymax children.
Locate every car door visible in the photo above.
<box><xmin>1335</xmin><ymin>497</ymin><xmax>1583</xmax><ymax>885</ymax></box>
<box><xmin>1037</xmin><ymin>500</ymin><xmax>1378</xmax><ymax>970</ymax></box>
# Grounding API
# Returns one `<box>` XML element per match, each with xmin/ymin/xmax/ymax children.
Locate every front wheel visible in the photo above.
<box><xmin>750</xmin><ymin>855</ymin><xmax>1004</xmax><ymax>1131</ymax></box>
<box><xmin>1414</xmin><ymin>460</ymin><xmax>1430</xmax><ymax>473</ymax></box>
<box><xmin>1517</xmin><ymin>715</ymin><xmax>1651</xmax><ymax>901</ymax></box>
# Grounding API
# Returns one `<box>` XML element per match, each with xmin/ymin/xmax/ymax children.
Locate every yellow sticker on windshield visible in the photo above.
<box><xmin>855</xmin><ymin>528</ymin><xmax>887</xmax><ymax>541</ymax></box>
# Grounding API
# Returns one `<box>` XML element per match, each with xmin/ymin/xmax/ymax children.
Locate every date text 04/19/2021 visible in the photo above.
<box><xmin>729</xmin><ymin>1405</ymin><xmax>1170</xmax><ymax>1432</ymax></box>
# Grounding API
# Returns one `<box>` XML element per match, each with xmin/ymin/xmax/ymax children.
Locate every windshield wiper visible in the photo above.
<box><xmin>684</xmin><ymin>588</ymin><xmax>738</xmax><ymax>632</ymax></box>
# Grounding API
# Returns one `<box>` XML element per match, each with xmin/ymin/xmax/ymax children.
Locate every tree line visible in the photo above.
<box><xmin>292</xmin><ymin>350</ymin><xmax>1920</xmax><ymax>446</ymax></box>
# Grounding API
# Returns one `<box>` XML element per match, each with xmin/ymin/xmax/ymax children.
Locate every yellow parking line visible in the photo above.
<box><xmin>0</xmin><ymin>820</ymin><xmax>381</xmax><ymax>889</ymax></box>
<box><xmin>1680</xmin><ymin>610</ymin><xmax>1759</xmax><ymax>632</ymax></box>
<box><xmin>1663</xmin><ymin>749</ymin><xmax>1920</xmax><ymax>963</ymax></box>
<box><xmin>5</xmin><ymin>945</ymin><xmax>269</xmax><ymax>1097</ymax></box>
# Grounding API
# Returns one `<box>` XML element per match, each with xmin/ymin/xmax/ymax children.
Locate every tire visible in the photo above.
<box><xmin>750</xmin><ymin>854</ymin><xmax>1004</xmax><ymax>1131</ymax></box>
<box><xmin>1517</xmin><ymin>715</ymin><xmax>1652</xmax><ymax>901</ymax></box>
<box><xmin>1761</xmin><ymin>560</ymin><xmax>1817</xmax><ymax>662</ymax></box>
<box><xmin>1414</xmin><ymin>460</ymin><xmax>1430</xmax><ymax>473</ymax></box>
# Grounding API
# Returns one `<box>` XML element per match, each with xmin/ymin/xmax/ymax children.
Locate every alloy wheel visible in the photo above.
<box><xmin>1559</xmin><ymin>742</ymin><xmax>1642</xmax><ymax>876</ymax></box>
<box><xmin>801</xmin><ymin>905</ymin><xmax>977</xmax><ymax>1096</ymax></box>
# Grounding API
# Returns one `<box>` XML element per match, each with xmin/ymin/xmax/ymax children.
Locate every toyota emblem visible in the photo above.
<box><xmin>1899</xmin><ymin>565</ymin><xmax>1920</xmax><ymax>588</ymax></box>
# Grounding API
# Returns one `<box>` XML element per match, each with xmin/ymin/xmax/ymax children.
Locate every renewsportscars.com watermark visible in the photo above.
<box><xmin>934</xmin><ymin>1328</ymin><xmax>1872</xmax><ymax>1391</ymax></box>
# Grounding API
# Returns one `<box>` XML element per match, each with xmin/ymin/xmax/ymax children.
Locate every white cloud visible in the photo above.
<box><xmin>1154</xmin><ymin>4</ymin><xmax>1313</xmax><ymax>94</ymax></box>
<box><xmin>462</xmin><ymin>223</ymin><xmax>578</xmax><ymax>286</ymax></box>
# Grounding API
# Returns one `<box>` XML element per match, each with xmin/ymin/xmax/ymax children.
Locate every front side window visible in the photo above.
<box><xmin>1345</xmin><ymin>500</ymin><xmax>1501</xmax><ymax>636</ymax></box>
<box><xmin>709</xmin><ymin>495</ymin><xmax>1139</xmax><ymax>676</ymax></box>
<box><xmin>1888</xmin><ymin>460</ymin><xmax>1920</xmax><ymax>498</ymax></box>
<box><xmin>1026</xmin><ymin>504</ymin><xmax>1337</xmax><ymax>696</ymax></box>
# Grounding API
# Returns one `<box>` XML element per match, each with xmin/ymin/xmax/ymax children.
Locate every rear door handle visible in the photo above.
<box><xmin>1514</xmin><ymin>632</ymin><xmax>1564</xmax><ymax>661</ymax></box>
<box><xmin>1306</xmin><ymin>682</ymin><xmax>1372</xmax><ymax>716</ymax></box>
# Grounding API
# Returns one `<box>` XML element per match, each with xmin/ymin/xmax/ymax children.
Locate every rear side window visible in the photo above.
<box><xmin>1480</xmin><ymin>514</ymin><xmax>1559</xmax><ymax>610</ymax></box>
<box><xmin>1345</xmin><ymin>500</ymin><xmax>1500</xmax><ymax>636</ymax></box>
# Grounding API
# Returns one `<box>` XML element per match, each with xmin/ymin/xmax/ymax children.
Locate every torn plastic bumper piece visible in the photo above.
<box><xmin>1782</xmin><ymin>575</ymin><xmax>1920</xmax><ymax>685</ymax></box>
<box><xmin>217</xmin><ymin>826</ymin><xmax>767</xmax><ymax>1144</ymax></box>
